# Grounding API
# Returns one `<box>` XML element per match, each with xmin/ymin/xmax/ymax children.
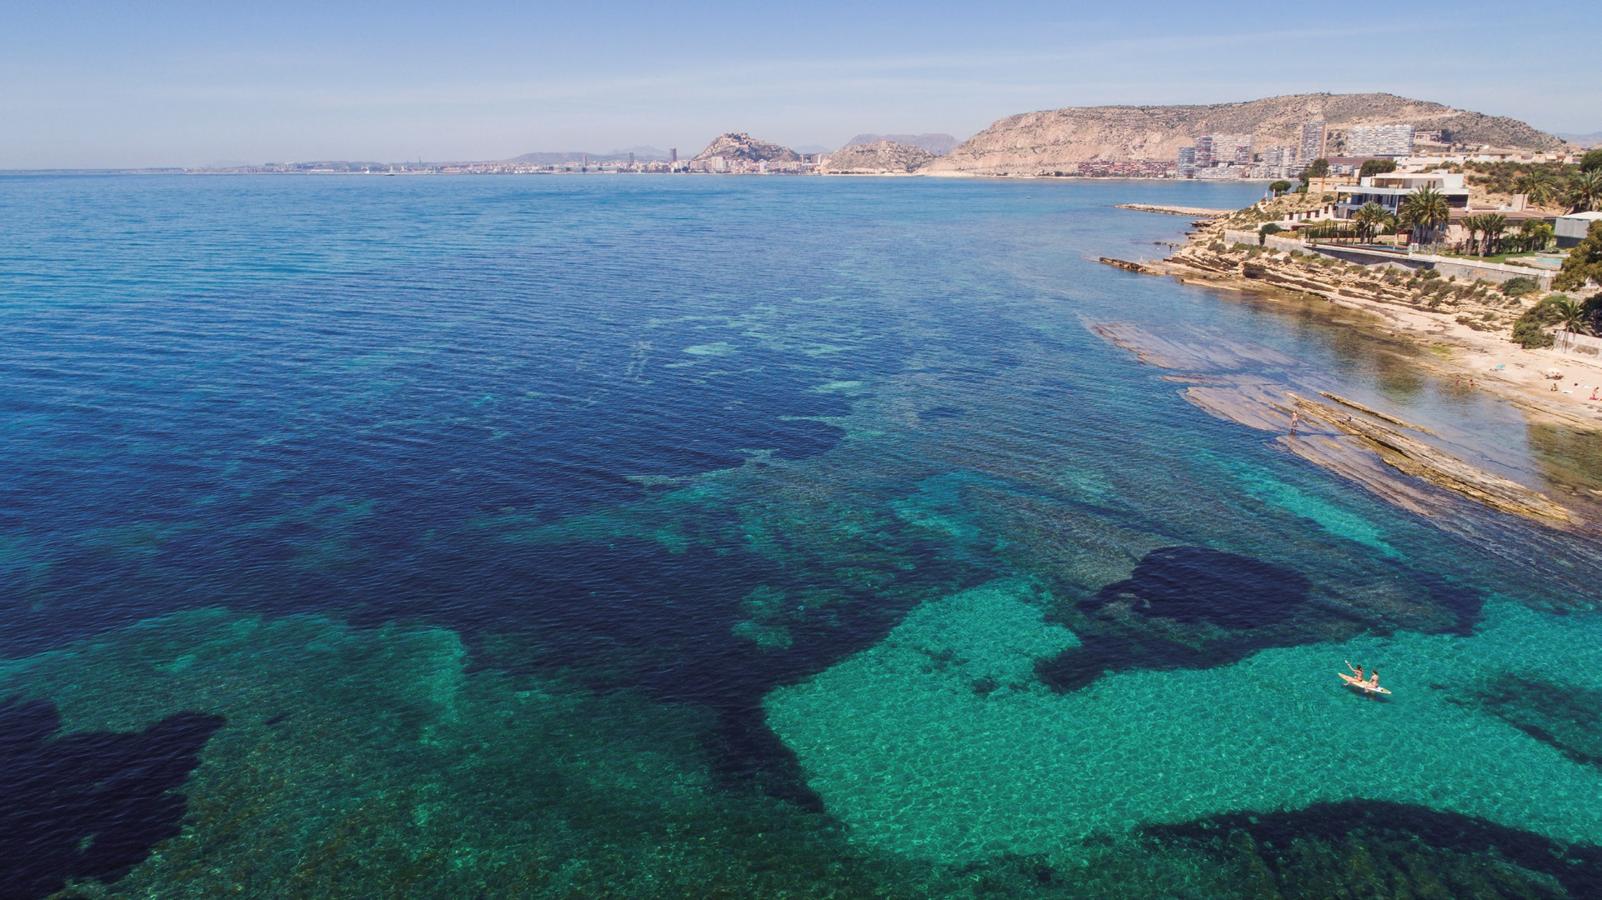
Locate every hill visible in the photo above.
<box><xmin>820</xmin><ymin>141</ymin><xmax>936</xmax><ymax>174</ymax></box>
<box><xmin>692</xmin><ymin>133</ymin><xmax>800</xmax><ymax>163</ymax></box>
<box><xmin>842</xmin><ymin>133</ymin><xmax>959</xmax><ymax>155</ymax></box>
<box><xmin>924</xmin><ymin>93</ymin><xmax>1563</xmax><ymax>176</ymax></box>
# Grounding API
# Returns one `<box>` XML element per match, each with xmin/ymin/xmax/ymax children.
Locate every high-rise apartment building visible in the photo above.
<box><xmin>1299</xmin><ymin>122</ymin><xmax>1327</xmax><ymax>163</ymax></box>
<box><xmin>1192</xmin><ymin>134</ymin><xmax>1252</xmax><ymax>170</ymax></box>
<box><xmin>1345</xmin><ymin>125</ymin><xmax>1414</xmax><ymax>157</ymax></box>
<box><xmin>1257</xmin><ymin>146</ymin><xmax>1299</xmax><ymax>179</ymax></box>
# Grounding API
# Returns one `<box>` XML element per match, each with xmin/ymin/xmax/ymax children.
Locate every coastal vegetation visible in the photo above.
<box><xmin>1499</xmin><ymin>276</ymin><xmax>1541</xmax><ymax>298</ymax></box>
<box><xmin>1460</xmin><ymin>214</ymin><xmax>1508</xmax><ymax>257</ymax></box>
<box><xmin>1511</xmin><ymin>294</ymin><xmax>1600</xmax><ymax>348</ymax></box>
<box><xmin>1353</xmin><ymin>202</ymin><xmax>1397</xmax><ymax>242</ymax></box>
<box><xmin>1555</xmin><ymin>221</ymin><xmax>1602</xmax><ymax>293</ymax></box>
<box><xmin>1463</xmin><ymin>160</ymin><xmax>1602</xmax><ymax>211</ymax></box>
<box><xmin>1143</xmin><ymin>194</ymin><xmax>1602</xmax><ymax>357</ymax></box>
<box><xmin>1572</xmin><ymin>170</ymin><xmax>1602</xmax><ymax>212</ymax></box>
<box><xmin>1298</xmin><ymin>158</ymin><xmax>1330</xmax><ymax>190</ymax></box>
<box><xmin>1505</xmin><ymin>226</ymin><xmax>1602</xmax><ymax>347</ymax></box>
<box><xmin>1441</xmin><ymin>218</ymin><xmax>1553</xmax><ymax>260</ymax></box>
<box><xmin>1359</xmin><ymin>158</ymin><xmax>1398</xmax><ymax>178</ymax></box>
<box><xmin>1398</xmin><ymin>186</ymin><xmax>1451</xmax><ymax>243</ymax></box>
<box><xmin>1516</xmin><ymin>220</ymin><xmax>1554</xmax><ymax>253</ymax></box>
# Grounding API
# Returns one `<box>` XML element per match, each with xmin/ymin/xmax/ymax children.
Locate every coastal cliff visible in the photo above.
<box><xmin>924</xmin><ymin>93</ymin><xmax>1563</xmax><ymax>176</ymax></box>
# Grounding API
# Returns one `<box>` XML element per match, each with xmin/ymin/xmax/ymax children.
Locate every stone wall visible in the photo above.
<box><xmin>1217</xmin><ymin>231</ymin><xmax>1553</xmax><ymax>289</ymax></box>
<box><xmin>1426</xmin><ymin>258</ymin><xmax>1553</xmax><ymax>290</ymax></box>
<box><xmin>1555</xmin><ymin>331</ymin><xmax>1602</xmax><ymax>359</ymax></box>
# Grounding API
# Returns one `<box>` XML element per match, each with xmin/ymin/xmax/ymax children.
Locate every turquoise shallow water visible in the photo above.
<box><xmin>3</xmin><ymin>173</ymin><xmax>1602</xmax><ymax>896</ymax></box>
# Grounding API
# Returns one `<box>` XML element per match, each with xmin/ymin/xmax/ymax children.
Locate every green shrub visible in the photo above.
<box><xmin>1501</xmin><ymin>276</ymin><xmax>1541</xmax><ymax>298</ymax></box>
<box><xmin>1511</xmin><ymin>319</ymin><xmax>1554</xmax><ymax>348</ymax></box>
<box><xmin>1509</xmin><ymin>294</ymin><xmax>1573</xmax><ymax>347</ymax></box>
<box><xmin>1360</xmin><ymin>159</ymin><xmax>1398</xmax><ymax>178</ymax></box>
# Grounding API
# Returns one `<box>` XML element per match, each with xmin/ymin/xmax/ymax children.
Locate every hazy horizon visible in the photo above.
<box><xmin>4</xmin><ymin>0</ymin><xmax>1598</xmax><ymax>170</ymax></box>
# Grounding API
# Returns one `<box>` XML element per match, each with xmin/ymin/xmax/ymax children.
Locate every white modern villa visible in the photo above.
<box><xmin>1334</xmin><ymin>172</ymin><xmax>1472</xmax><ymax>220</ymax></box>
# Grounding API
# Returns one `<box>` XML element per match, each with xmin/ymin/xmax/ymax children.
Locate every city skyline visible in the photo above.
<box><xmin>3</xmin><ymin>0</ymin><xmax>1599</xmax><ymax>169</ymax></box>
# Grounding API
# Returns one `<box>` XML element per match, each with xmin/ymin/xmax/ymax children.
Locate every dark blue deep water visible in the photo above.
<box><xmin>4</xmin><ymin>174</ymin><xmax>1602</xmax><ymax>897</ymax></box>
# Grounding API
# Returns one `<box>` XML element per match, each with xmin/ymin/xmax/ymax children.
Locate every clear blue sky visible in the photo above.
<box><xmin>3</xmin><ymin>0</ymin><xmax>1597</xmax><ymax>168</ymax></box>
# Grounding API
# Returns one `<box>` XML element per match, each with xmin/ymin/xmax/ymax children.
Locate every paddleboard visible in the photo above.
<box><xmin>1338</xmin><ymin>673</ymin><xmax>1392</xmax><ymax>695</ymax></box>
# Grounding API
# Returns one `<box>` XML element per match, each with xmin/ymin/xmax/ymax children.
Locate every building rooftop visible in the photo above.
<box><xmin>1337</xmin><ymin>185</ymin><xmax>1471</xmax><ymax>196</ymax></box>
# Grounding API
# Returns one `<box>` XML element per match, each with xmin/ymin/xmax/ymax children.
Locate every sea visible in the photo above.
<box><xmin>3</xmin><ymin>172</ymin><xmax>1602</xmax><ymax>897</ymax></box>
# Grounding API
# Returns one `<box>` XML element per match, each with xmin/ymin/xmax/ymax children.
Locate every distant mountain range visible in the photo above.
<box><xmin>842</xmin><ymin>133</ymin><xmax>960</xmax><ymax>155</ymax></box>
<box><xmin>1557</xmin><ymin>132</ymin><xmax>1602</xmax><ymax>148</ymax></box>
<box><xmin>166</xmin><ymin>95</ymin><xmax>1572</xmax><ymax>177</ymax></box>
<box><xmin>506</xmin><ymin>146</ymin><xmax>671</xmax><ymax>165</ymax></box>
<box><xmin>925</xmin><ymin>93</ymin><xmax>1564</xmax><ymax>176</ymax></box>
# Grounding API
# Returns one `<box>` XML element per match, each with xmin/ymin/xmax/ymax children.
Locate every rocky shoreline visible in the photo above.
<box><xmin>1093</xmin><ymin>200</ymin><xmax>1602</xmax><ymax>532</ymax></box>
<box><xmin>1105</xmin><ymin>204</ymin><xmax>1602</xmax><ymax>433</ymax></box>
<box><xmin>1088</xmin><ymin>320</ymin><xmax>1588</xmax><ymax>534</ymax></box>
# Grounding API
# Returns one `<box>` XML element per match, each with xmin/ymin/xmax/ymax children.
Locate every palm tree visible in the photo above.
<box><xmin>1460</xmin><ymin>214</ymin><xmax>1483</xmax><ymax>255</ymax></box>
<box><xmin>1353</xmin><ymin>202</ymin><xmax>1391</xmax><ymax>242</ymax></box>
<box><xmin>1514</xmin><ymin>171</ymin><xmax>1557</xmax><ymax>208</ymax></box>
<box><xmin>1519</xmin><ymin>220</ymin><xmax>1554</xmax><ymax>253</ymax></box>
<box><xmin>1571</xmin><ymin>170</ymin><xmax>1602</xmax><ymax>213</ymax></box>
<box><xmin>1399</xmin><ymin>186</ymin><xmax>1451</xmax><ymax>245</ymax></box>
<box><xmin>1383</xmin><ymin>209</ymin><xmax>1400</xmax><ymax>241</ymax></box>
<box><xmin>1479</xmin><ymin>213</ymin><xmax>1507</xmax><ymax>257</ymax></box>
<box><xmin>1550</xmin><ymin>296</ymin><xmax>1588</xmax><ymax>335</ymax></box>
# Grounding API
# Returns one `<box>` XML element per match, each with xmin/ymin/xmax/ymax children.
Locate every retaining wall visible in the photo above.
<box><xmin>1555</xmin><ymin>331</ymin><xmax>1602</xmax><ymax>358</ymax></box>
<box><xmin>1218</xmin><ymin>230</ymin><xmax>1554</xmax><ymax>289</ymax></box>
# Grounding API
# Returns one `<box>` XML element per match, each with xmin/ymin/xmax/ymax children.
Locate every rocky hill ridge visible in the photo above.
<box><xmin>820</xmin><ymin>140</ymin><xmax>937</xmax><ymax>174</ymax></box>
<box><xmin>925</xmin><ymin>93</ymin><xmax>1563</xmax><ymax>176</ymax></box>
<box><xmin>692</xmin><ymin>132</ymin><xmax>800</xmax><ymax>163</ymax></box>
<box><xmin>841</xmin><ymin>133</ymin><xmax>959</xmax><ymax>155</ymax></box>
